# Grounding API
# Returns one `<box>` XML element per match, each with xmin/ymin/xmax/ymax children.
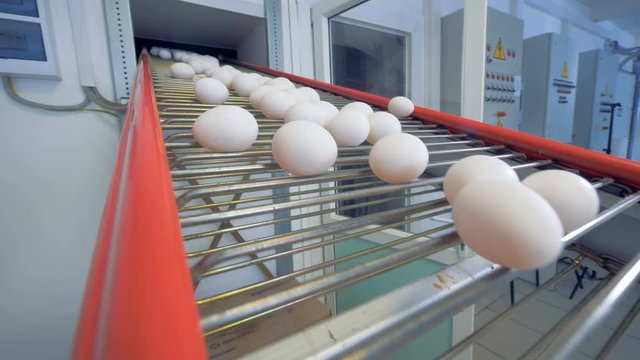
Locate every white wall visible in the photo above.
<box><xmin>0</xmin><ymin>0</ymin><xmax>120</xmax><ymax>359</ymax></box>
<box><xmin>238</xmin><ymin>20</ymin><xmax>270</xmax><ymax>67</ymax></box>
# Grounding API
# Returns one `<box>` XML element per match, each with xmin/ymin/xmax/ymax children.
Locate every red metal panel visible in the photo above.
<box><xmin>236</xmin><ymin>61</ymin><xmax>640</xmax><ymax>190</ymax></box>
<box><xmin>72</xmin><ymin>52</ymin><xmax>207</xmax><ymax>360</ymax></box>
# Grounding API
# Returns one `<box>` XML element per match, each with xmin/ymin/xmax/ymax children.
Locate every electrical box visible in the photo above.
<box><xmin>520</xmin><ymin>33</ymin><xmax>578</xmax><ymax>143</ymax></box>
<box><xmin>573</xmin><ymin>49</ymin><xmax>620</xmax><ymax>153</ymax></box>
<box><xmin>0</xmin><ymin>0</ymin><xmax>59</xmax><ymax>78</ymax></box>
<box><xmin>441</xmin><ymin>8</ymin><xmax>523</xmax><ymax>129</ymax></box>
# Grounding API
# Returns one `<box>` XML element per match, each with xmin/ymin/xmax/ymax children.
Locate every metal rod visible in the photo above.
<box><xmin>522</xmin><ymin>251</ymin><xmax>640</xmax><ymax>359</ymax></box>
<box><xmin>595</xmin><ymin>297</ymin><xmax>640</xmax><ymax>359</ymax></box>
<box><xmin>199</xmin><ymin>230</ymin><xmax>461</xmax><ymax>335</ymax></box>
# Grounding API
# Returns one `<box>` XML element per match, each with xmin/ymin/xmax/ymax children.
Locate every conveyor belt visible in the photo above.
<box><xmin>73</xmin><ymin>52</ymin><xmax>640</xmax><ymax>360</ymax></box>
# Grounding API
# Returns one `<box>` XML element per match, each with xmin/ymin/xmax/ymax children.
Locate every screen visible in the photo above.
<box><xmin>0</xmin><ymin>18</ymin><xmax>46</xmax><ymax>61</ymax></box>
<box><xmin>0</xmin><ymin>0</ymin><xmax>39</xmax><ymax>18</ymax></box>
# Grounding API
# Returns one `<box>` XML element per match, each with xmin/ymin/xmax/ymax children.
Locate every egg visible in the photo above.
<box><xmin>221</xmin><ymin>65</ymin><xmax>236</xmax><ymax>72</ymax></box>
<box><xmin>192</xmin><ymin>106</ymin><xmax>258</xmax><ymax>152</ymax></box>
<box><xmin>284</xmin><ymin>102</ymin><xmax>327</xmax><ymax>126</ymax></box>
<box><xmin>260</xmin><ymin>90</ymin><xmax>297</xmax><ymax>119</ymax></box>
<box><xmin>285</xmin><ymin>88</ymin><xmax>307</xmax><ymax>103</ymax></box>
<box><xmin>272</xmin><ymin>121</ymin><xmax>338</xmax><ymax>176</ymax></box>
<box><xmin>170</xmin><ymin>62</ymin><xmax>195</xmax><ymax>79</ymax></box>
<box><xmin>326</xmin><ymin>110</ymin><xmax>370</xmax><ymax>146</ymax></box>
<box><xmin>265</xmin><ymin>77</ymin><xmax>295</xmax><ymax>90</ymax></box>
<box><xmin>149</xmin><ymin>46</ymin><xmax>160</xmax><ymax>56</ymax></box>
<box><xmin>452</xmin><ymin>179</ymin><xmax>564</xmax><ymax>269</ymax></box>
<box><xmin>367</xmin><ymin>111</ymin><xmax>401</xmax><ymax>144</ymax></box>
<box><xmin>317</xmin><ymin>101</ymin><xmax>339</xmax><ymax>119</ymax></box>
<box><xmin>342</xmin><ymin>101</ymin><xmax>374</xmax><ymax>116</ymax></box>
<box><xmin>368</xmin><ymin>133</ymin><xmax>429</xmax><ymax>183</ymax></box>
<box><xmin>188</xmin><ymin>60</ymin><xmax>206</xmax><ymax>74</ymax></box>
<box><xmin>443</xmin><ymin>155</ymin><xmax>519</xmax><ymax>204</ymax></box>
<box><xmin>387</xmin><ymin>96</ymin><xmax>414</xmax><ymax>118</ymax></box>
<box><xmin>231</xmin><ymin>74</ymin><xmax>260</xmax><ymax>96</ymax></box>
<box><xmin>194</xmin><ymin>78</ymin><xmax>229</xmax><ymax>105</ymax></box>
<box><xmin>158</xmin><ymin>49</ymin><xmax>172</xmax><ymax>60</ymax></box>
<box><xmin>207</xmin><ymin>68</ymin><xmax>234</xmax><ymax>87</ymax></box>
<box><xmin>522</xmin><ymin>170</ymin><xmax>599</xmax><ymax>233</ymax></box>
<box><xmin>249</xmin><ymin>85</ymin><xmax>277</xmax><ymax>109</ymax></box>
<box><xmin>297</xmin><ymin>87</ymin><xmax>321</xmax><ymax>102</ymax></box>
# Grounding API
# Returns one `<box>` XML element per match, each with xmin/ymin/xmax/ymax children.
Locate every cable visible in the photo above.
<box><xmin>83</xmin><ymin>86</ymin><xmax>127</xmax><ymax>111</ymax></box>
<box><xmin>3</xmin><ymin>76</ymin><xmax>90</xmax><ymax>111</ymax></box>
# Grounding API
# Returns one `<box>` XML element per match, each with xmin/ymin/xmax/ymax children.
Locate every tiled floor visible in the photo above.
<box><xmin>469</xmin><ymin>254</ymin><xmax>640</xmax><ymax>360</ymax></box>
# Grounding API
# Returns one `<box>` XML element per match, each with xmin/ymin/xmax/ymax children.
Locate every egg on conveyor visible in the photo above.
<box><xmin>231</xmin><ymin>73</ymin><xmax>261</xmax><ymax>97</ymax></box>
<box><xmin>341</xmin><ymin>101</ymin><xmax>374</xmax><ymax>116</ymax></box>
<box><xmin>188</xmin><ymin>59</ymin><xmax>206</xmax><ymax>74</ymax></box>
<box><xmin>260</xmin><ymin>90</ymin><xmax>297</xmax><ymax>119</ymax></box>
<box><xmin>522</xmin><ymin>170</ymin><xmax>599</xmax><ymax>233</ymax></box>
<box><xmin>284</xmin><ymin>102</ymin><xmax>328</xmax><ymax>126</ymax></box>
<box><xmin>207</xmin><ymin>68</ymin><xmax>234</xmax><ymax>87</ymax></box>
<box><xmin>387</xmin><ymin>96</ymin><xmax>415</xmax><ymax>118</ymax></box>
<box><xmin>192</xmin><ymin>105</ymin><xmax>258</xmax><ymax>152</ymax></box>
<box><xmin>326</xmin><ymin>110</ymin><xmax>370</xmax><ymax>146</ymax></box>
<box><xmin>317</xmin><ymin>101</ymin><xmax>339</xmax><ymax>119</ymax></box>
<box><xmin>368</xmin><ymin>133</ymin><xmax>429</xmax><ymax>184</ymax></box>
<box><xmin>285</xmin><ymin>88</ymin><xmax>307</xmax><ymax>103</ymax></box>
<box><xmin>194</xmin><ymin>78</ymin><xmax>229</xmax><ymax>105</ymax></box>
<box><xmin>443</xmin><ymin>155</ymin><xmax>519</xmax><ymax>204</ymax></box>
<box><xmin>170</xmin><ymin>62</ymin><xmax>195</xmax><ymax>79</ymax></box>
<box><xmin>158</xmin><ymin>49</ymin><xmax>172</xmax><ymax>60</ymax></box>
<box><xmin>452</xmin><ymin>179</ymin><xmax>564</xmax><ymax>269</ymax></box>
<box><xmin>272</xmin><ymin>121</ymin><xmax>338</xmax><ymax>176</ymax></box>
<box><xmin>265</xmin><ymin>77</ymin><xmax>296</xmax><ymax>90</ymax></box>
<box><xmin>297</xmin><ymin>87</ymin><xmax>321</xmax><ymax>102</ymax></box>
<box><xmin>149</xmin><ymin>46</ymin><xmax>160</xmax><ymax>56</ymax></box>
<box><xmin>249</xmin><ymin>85</ymin><xmax>277</xmax><ymax>109</ymax></box>
<box><xmin>367</xmin><ymin>111</ymin><xmax>401</xmax><ymax>144</ymax></box>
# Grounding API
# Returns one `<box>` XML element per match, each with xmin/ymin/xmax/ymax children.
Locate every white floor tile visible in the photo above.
<box><xmin>625</xmin><ymin>316</ymin><xmax>640</xmax><ymax>340</ymax></box>
<box><xmin>536</xmin><ymin>288</ymin><xmax>581</xmax><ymax>312</ymax></box>
<box><xmin>476</xmin><ymin>319</ymin><xmax>542</xmax><ymax>359</ymax></box>
<box><xmin>488</xmin><ymin>293</ymin><xmax>512</xmax><ymax>314</ymax></box>
<box><xmin>565</xmin><ymin>350</ymin><xmax>594</xmax><ymax>360</ymax></box>
<box><xmin>607</xmin><ymin>334</ymin><xmax>640</xmax><ymax>360</ymax></box>
<box><xmin>472</xmin><ymin>343</ymin><xmax>505</xmax><ymax>360</ymax></box>
<box><xmin>475</xmin><ymin>308</ymin><xmax>499</xmax><ymax>329</ymax></box>
<box><xmin>510</xmin><ymin>299</ymin><xmax>567</xmax><ymax>333</ymax></box>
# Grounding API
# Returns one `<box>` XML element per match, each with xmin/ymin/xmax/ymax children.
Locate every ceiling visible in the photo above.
<box><xmin>575</xmin><ymin>0</ymin><xmax>640</xmax><ymax>40</ymax></box>
<box><xmin>130</xmin><ymin>0</ymin><xmax>264</xmax><ymax>49</ymax></box>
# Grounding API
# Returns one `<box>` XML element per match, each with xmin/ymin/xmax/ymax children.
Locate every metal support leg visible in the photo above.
<box><xmin>569</xmin><ymin>267</ymin><xmax>589</xmax><ymax>300</ymax></box>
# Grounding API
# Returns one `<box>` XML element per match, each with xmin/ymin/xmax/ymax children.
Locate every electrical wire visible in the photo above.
<box><xmin>3</xmin><ymin>76</ymin><xmax>124</xmax><ymax>118</ymax></box>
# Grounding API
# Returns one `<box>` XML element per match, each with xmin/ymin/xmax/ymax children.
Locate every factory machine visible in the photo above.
<box><xmin>521</xmin><ymin>33</ymin><xmax>578</xmax><ymax>143</ymax></box>
<box><xmin>573</xmin><ymin>49</ymin><xmax>632</xmax><ymax>156</ymax></box>
<box><xmin>441</xmin><ymin>8</ymin><xmax>523</xmax><ymax>130</ymax></box>
<box><xmin>71</xmin><ymin>51</ymin><xmax>640</xmax><ymax>359</ymax></box>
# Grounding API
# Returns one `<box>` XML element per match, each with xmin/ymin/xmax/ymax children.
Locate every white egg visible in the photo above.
<box><xmin>284</xmin><ymin>102</ymin><xmax>327</xmax><ymax>126</ymax></box>
<box><xmin>265</xmin><ymin>77</ymin><xmax>295</xmax><ymax>90</ymax></box>
<box><xmin>258</xmin><ymin>77</ymin><xmax>269</xmax><ymax>85</ymax></box>
<box><xmin>149</xmin><ymin>46</ymin><xmax>160</xmax><ymax>56</ymax></box>
<box><xmin>369</xmin><ymin>133</ymin><xmax>429</xmax><ymax>184</ymax></box>
<box><xmin>297</xmin><ymin>87</ymin><xmax>321</xmax><ymax>102</ymax></box>
<box><xmin>194</xmin><ymin>78</ymin><xmax>229</xmax><ymax>105</ymax></box>
<box><xmin>272</xmin><ymin>121</ymin><xmax>338</xmax><ymax>176</ymax></box>
<box><xmin>326</xmin><ymin>111</ymin><xmax>370</xmax><ymax>146</ymax></box>
<box><xmin>452</xmin><ymin>179</ymin><xmax>564</xmax><ymax>269</ymax></box>
<box><xmin>443</xmin><ymin>155</ymin><xmax>519</xmax><ymax>204</ymax></box>
<box><xmin>188</xmin><ymin>60</ymin><xmax>206</xmax><ymax>74</ymax></box>
<box><xmin>285</xmin><ymin>88</ymin><xmax>307</xmax><ymax>103</ymax></box>
<box><xmin>231</xmin><ymin>74</ymin><xmax>260</xmax><ymax>96</ymax></box>
<box><xmin>317</xmin><ymin>101</ymin><xmax>339</xmax><ymax>119</ymax></box>
<box><xmin>170</xmin><ymin>62</ymin><xmax>195</xmax><ymax>79</ymax></box>
<box><xmin>158</xmin><ymin>49</ymin><xmax>172</xmax><ymax>60</ymax></box>
<box><xmin>388</xmin><ymin>96</ymin><xmax>414</xmax><ymax>118</ymax></box>
<box><xmin>221</xmin><ymin>65</ymin><xmax>236</xmax><ymax>72</ymax></box>
<box><xmin>367</xmin><ymin>111</ymin><xmax>401</xmax><ymax>144</ymax></box>
<box><xmin>192</xmin><ymin>106</ymin><xmax>258</xmax><ymax>152</ymax></box>
<box><xmin>522</xmin><ymin>170</ymin><xmax>599</xmax><ymax>233</ymax></box>
<box><xmin>249</xmin><ymin>85</ymin><xmax>277</xmax><ymax>109</ymax></box>
<box><xmin>342</xmin><ymin>101</ymin><xmax>374</xmax><ymax>116</ymax></box>
<box><xmin>207</xmin><ymin>68</ymin><xmax>234</xmax><ymax>87</ymax></box>
<box><xmin>260</xmin><ymin>90</ymin><xmax>297</xmax><ymax>119</ymax></box>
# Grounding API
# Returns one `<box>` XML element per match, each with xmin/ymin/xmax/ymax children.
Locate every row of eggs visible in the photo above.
<box><xmin>154</xmin><ymin>51</ymin><xmax>600</xmax><ymax>271</ymax></box>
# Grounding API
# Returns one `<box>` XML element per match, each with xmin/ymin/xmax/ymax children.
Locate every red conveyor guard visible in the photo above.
<box><xmin>72</xmin><ymin>52</ymin><xmax>207</xmax><ymax>360</ymax></box>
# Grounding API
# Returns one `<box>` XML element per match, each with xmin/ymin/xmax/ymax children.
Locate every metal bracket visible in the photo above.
<box><xmin>104</xmin><ymin>0</ymin><xmax>137</xmax><ymax>104</ymax></box>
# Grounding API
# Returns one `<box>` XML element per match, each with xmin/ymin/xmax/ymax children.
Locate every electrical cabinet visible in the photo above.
<box><xmin>573</xmin><ymin>49</ymin><xmax>620</xmax><ymax>153</ymax></box>
<box><xmin>441</xmin><ymin>8</ymin><xmax>523</xmax><ymax>129</ymax></box>
<box><xmin>521</xmin><ymin>33</ymin><xmax>578</xmax><ymax>143</ymax></box>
